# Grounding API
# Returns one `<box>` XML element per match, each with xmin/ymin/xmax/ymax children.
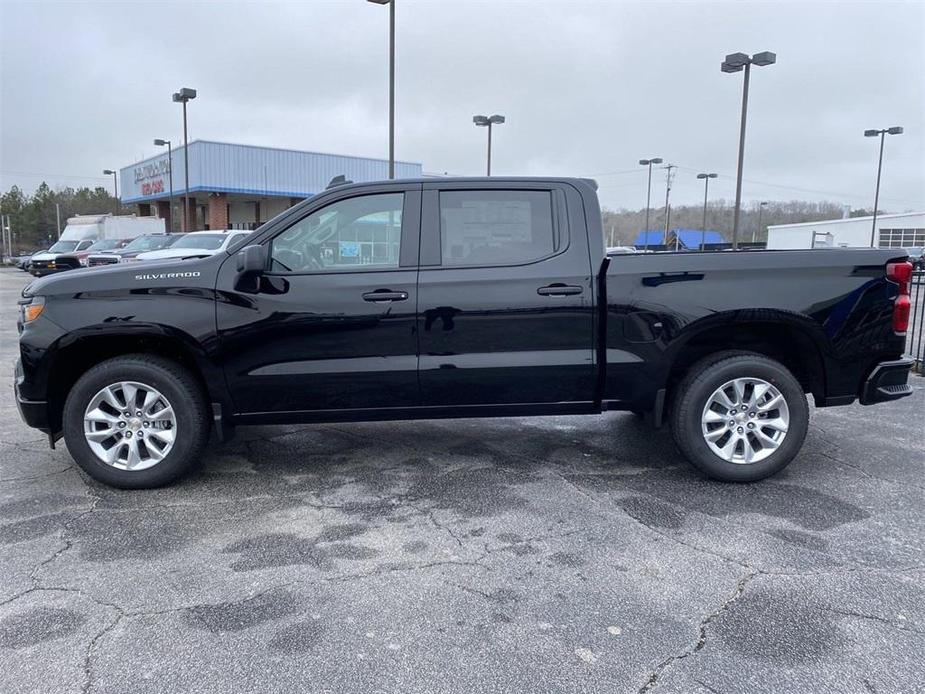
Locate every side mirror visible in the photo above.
<box><xmin>236</xmin><ymin>244</ymin><xmax>266</xmax><ymax>275</ymax></box>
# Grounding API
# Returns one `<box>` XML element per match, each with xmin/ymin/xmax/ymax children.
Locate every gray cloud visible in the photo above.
<box><xmin>1</xmin><ymin>0</ymin><xmax>922</xmax><ymax>211</ymax></box>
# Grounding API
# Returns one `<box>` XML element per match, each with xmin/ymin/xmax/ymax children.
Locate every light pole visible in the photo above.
<box><xmin>368</xmin><ymin>0</ymin><xmax>395</xmax><ymax>179</ymax></box>
<box><xmin>154</xmin><ymin>139</ymin><xmax>174</xmax><ymax>232</ymax></box>
<box><xmin>721</xmin><ymin>50</ymin><xmax>776</xmax><ymax>250</ymax></box>
<box><xmin>753</xmin><ymin>200</ymin><xmax>768</xmax><ymax>243</ymax></box>
<box><xmin>864</xmin><ymin>126</ymin><xmax>903</xmax><ymax>247</ymax></box>
<box><xmin>473</xmin><ymin>115</ymin><xmax>505</xmax><ymax>175</ymax></box>
<box><xmin>102</xmin><ymin>169</ymin><xmax>118</xmax><ymax>213</ymax></box>
<box><xmin>639</xmin><ymin>157</ymin><xmax>663</xmax><ymax>250</ymax></box>
<box><xmin>172</xmin><ymin>87</ymin><xmax>197</xmax><ymax>230</ymax></box>
<box><xmin>662</xmin><ymin>164</ymin><xmax>677</xmax><ymax>248</ymax></box>
<box><xmin>696</xmin><ymin>173</ymin><xmax>718</xmax><ymax>251</ymax></box>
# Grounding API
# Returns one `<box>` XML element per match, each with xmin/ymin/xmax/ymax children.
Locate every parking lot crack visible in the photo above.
<box><xmin>638</xmin><ymin>570</ymin><xmax>758</xmax><ymax>693</ymax></box>
<box><xmin>824</xmin><ymin>607</ymin><xmax>924</xmax><ymax>635</ymax></box>
<box><xmin>82</xmin><ymin>608</ymin><xmax>125</xmax><ymax>694</ymax></box>
<box><xmin>326</xmin><ymin>557</ymin><xmax>489</xmax><ymax>583</ymax></box>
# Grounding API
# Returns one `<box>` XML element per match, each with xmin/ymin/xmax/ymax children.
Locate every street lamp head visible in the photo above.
<box><xmin>887</xmin><ymin>126</ymin><xmax>904</xmax><ymax>135</ymax></box>
<box><xmin>721</xmin><ymin>61</ymin><xmax>745</xmax><ymax>73</ymax></box>
<box><xmin>367</xmin><ymin>0</ymin><xmax>391</xmax><ymax>4</ymax></box>
<box><xmin>103</xmin><ymin>169</ymin><xmax>115</xmax><ymax>175</ymax></box>
<box><xmin>488</xmin><ymin>114</ymin><xmax>505</xmax><ymax>124</ymax></box>
<box><xmin>722</xmin><ymin>52</ymin><xmax>750</xmax><ymax>70</ymax></box>
<box><xmin>864</xmin><ymin>129</ymin><xmax>881</xmax><ymax>137</ymax></box>
<box><xmin>697</xmin><ymin>173</ymin><xmax>718</xmax><ymax>179</ymax></box>
<box><xmin>751</xmin><ymin>51</ymin><xmax>776</xmax><ymax>66</ymax></box>
<box><xmin>473</xmin><ymin>115</ymin><xmax>490</xmax><ymax>126</ymax></box>
<box><xmin>173</xmin><ymin>87</ymin><xmax>197</xmax><ymax>103</ymax></box>
<box><xmin>153</xmin><ymin>138</ymin><xmax>169</xmax><ymax>146</ymax></box>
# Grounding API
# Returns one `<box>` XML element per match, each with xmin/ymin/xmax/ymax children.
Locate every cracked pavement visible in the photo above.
<box><xmin>0</xmin><ymin>267</ymin><xmax>923</xmax><ymax>693</ymax></box>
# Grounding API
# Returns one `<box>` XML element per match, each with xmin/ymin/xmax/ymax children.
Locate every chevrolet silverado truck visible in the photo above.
<box><xmin>14</xmin><ymin>177</ymin><xmax>915</xmax><ymax>488</ymax></box>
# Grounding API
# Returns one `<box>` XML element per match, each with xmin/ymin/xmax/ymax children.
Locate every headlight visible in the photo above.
<box><xmin>19</xmin><ymin>296</ymin><xmax>45</xmax><ymax>324</ymax></box>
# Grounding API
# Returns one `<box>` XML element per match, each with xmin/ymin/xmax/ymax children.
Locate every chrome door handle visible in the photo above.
<box><xmin>362</xmin><ymin>290</ymin><xmax>409</xmax><ymax>303</ymax></box>
<box><xmin>537</xmin><ymin>284</ymin><xmax>583</xmax><ymax>296</ymax></box>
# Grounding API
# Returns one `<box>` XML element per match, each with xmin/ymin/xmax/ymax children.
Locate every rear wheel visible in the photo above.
<box><xmin>63</xmin><ymin>355</ymin><xmax>209</xmax><ymax>488</ymax></box>
<box><xmin>669</xmin><ymin>352</ymin><xmax>809</xmax><ymax>482</ymax></box>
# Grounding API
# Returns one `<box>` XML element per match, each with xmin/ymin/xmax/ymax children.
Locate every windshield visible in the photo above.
<box><xmin>87</xmin><ymin>239</ymin><xmax>121</xmax><ymax>251</ymax></box>
<box><xmin>124</xmin><ymin>235</ymin><xmax>175</xmax><ymax>252</ymax></box>
<box><xmin>48</xmin><ymin>240</ymin><xmax>79</xmax><ymax>253</ymax></box>
<box><xmin>171</xmin><ymin>234</ymin><xmax>227</xmax><ymax>250</ymax></box>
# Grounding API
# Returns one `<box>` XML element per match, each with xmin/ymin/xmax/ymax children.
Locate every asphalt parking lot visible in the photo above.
<box><xmin>0</xmin><ymin>267</ymin><xmax>922</xmax><ymax>694</ymax></box>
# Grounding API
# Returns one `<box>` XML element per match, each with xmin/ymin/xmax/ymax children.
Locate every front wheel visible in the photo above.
<box><xmin>63</xmin><ymin>355</ymin><xmax>210</xmax><ymax>488</ymax></box>
<box><xmin>669</xmin><ymin>352</ymin><xmax>809</xmax><ymax>482</ymax></box>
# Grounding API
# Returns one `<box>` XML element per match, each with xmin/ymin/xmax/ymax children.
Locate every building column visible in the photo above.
<box><xmin>208</xmin><ymin>193</ymin><xmax>229</xmax><ymax>231</ymax></box>
<box><xmin>180</xmin><ymin>196</ymin><xmax>198</xmax><ymax>231</ymax></box>
<box><xmin>156</xmin><ymin>200</ymin><xmax>172</xmax><ymax>232</ymax></box>
<box><xmin>137</xmin><ymin>203</ymin><xmax>152</xmax><ymax>217</ymax></box>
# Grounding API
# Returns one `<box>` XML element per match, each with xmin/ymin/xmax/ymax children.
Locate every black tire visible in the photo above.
<box><xmin>63</xmin><ymin>355</ymin><xmax>210</xmax><ymax>489</ymax></box>
<box><xmin>669</xmin><ymin>351</ymin><xmax>809</xmax><ymax>482</ymax></box>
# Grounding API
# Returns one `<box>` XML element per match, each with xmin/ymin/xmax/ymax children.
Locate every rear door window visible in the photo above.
<box><xmin>439</xmin><ymin>190</ymin><xmax>557</xmax><ymax>266</ymax></box>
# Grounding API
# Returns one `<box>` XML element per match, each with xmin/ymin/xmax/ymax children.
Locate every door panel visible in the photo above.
<box><xmin>216</xmin><ymin>186</ymin><xmax>421</xmax><ymax>414</ymax></box>
<box><xmin>417</xmin><ymin>183</ymin><xmax>595</xmax><ymax>406</ymax></box>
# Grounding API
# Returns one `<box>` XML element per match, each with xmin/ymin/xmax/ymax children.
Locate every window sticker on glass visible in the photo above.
<box><xmin>439</xmin><ymin>190</ymin><xmax>555</xmax><ymax>266</ymax></box>
<box><xmin>340</xmin><ymin>241</ymin><xmax>360</xmax><ymax>258</ymax></box>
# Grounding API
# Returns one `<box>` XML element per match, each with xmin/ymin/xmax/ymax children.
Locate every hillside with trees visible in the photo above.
<box><xmin>1</xmin><ymin>183</ymin><xmax>132</xmax><ymax>251</ymax></box>
<box><xmin>601</xmin><ymin>199</ymin><xmax>874</xmax><ymax>247</ymax></box>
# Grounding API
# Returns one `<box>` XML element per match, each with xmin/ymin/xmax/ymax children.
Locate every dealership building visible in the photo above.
<box><xmin>767</xmin><ymin>211</ymin><xmax>925</xmax><ymax>250</ymax></box>
<box><xmin>119</xmin><ymin>140</ymin><xmax>422</xmax><ymax>232</ymax></box>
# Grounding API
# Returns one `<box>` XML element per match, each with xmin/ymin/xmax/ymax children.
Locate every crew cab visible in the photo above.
<box><xmin>14</xmin><ymin>177</ymin><xmax>914</xmax><ymax>488</ymax></box>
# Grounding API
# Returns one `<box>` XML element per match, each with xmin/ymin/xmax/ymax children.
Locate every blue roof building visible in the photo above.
<box><xmin>634</xmin><ymin>229</ymin><xmax>725</xmax><ymax>249</ymax></box>
<box><xmin>118</xmin><ymin>140</ymin><xmax>423</xmax><ymax>232</ymax></box>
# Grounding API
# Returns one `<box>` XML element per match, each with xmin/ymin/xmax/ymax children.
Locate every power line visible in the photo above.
<box><xmin>671</xmin><ymin>164</ymin><xmax>923</xmax><ymax>207</ymax></box>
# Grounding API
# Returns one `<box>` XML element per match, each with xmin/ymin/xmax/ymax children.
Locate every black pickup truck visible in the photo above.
<box><xmin>15</xmin><ymin>177</ymin><xmax>914</xmax><ymax>488</ymax></box>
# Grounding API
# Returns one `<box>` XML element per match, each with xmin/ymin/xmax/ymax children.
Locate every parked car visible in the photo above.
<box><xmin>28</xmin><ymin>239</ymin><xmax>96</xmax><ymax>276</ymax></box>
<box><xmin>134</xmin><ymin>230</ymin><xmax>252</xmax><ymax>262</ymax></box>
<box><xmin>903</xmin><ymin>247</ymin><xmax>924</xmax><ymax>271</ymax></box>
<box><xmin>87</xmin><ymin>234</ymin><xmax>185</xmax><ymax>267</ymax></box>
<box><xmin>15</xmin><ymin>177</ymin><xmax>913</xmax><ymax>489</ymax></box>
<box><xmin>46</xmin><ymin>238</ymin><xmax>134</xmax><ymax>272</ymax></box>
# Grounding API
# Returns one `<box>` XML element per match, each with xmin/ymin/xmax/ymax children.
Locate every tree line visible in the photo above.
<box><xmin>1</xmin><ymin>182</ymin><xmax>133</xmax><ymax>251</ymax></box>
<box><xmin>602</xmin><ymin>199</ymin><xmax>877</xmax><ymax>247</ymax></box>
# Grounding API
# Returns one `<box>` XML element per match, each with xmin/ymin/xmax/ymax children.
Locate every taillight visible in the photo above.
<box><xmin>886</xmin><ymin>261</ymin><xmax>913</xmax><ymax>334</ymax></box>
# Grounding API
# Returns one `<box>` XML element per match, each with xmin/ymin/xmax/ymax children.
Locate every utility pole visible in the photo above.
<box><xmin>56</xmin><ymin>203</ymin><xmax>62</xmax><ymax>237</ymax></box>
<box><xmin>662</xmin><ymin>164</ymin><xmax>676</xmax><ymax>248</ymax></box>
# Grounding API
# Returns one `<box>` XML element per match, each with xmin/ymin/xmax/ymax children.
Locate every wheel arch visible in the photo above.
<box><xmin>44</xmin><ymin>324</ymin><xmax>227</xmax><ymax>435</ymax></box>
<box><xmin>664</xmin><ymin>310</ymin><xmax>830</xmax><ymax>406</ymax></box>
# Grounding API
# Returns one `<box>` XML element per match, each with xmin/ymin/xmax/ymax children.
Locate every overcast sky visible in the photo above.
<box><xmin>1</xmin><ymin>0</ymin><xmax>923</xmax><ymax>212</ymax></box>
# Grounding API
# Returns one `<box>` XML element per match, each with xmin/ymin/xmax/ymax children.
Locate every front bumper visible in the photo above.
<box><xmin>859</xmin><ymin>357</ymin><xmax>915</xmax><ymax>405</ymax></box>
<box><xmin>13</xmin><ymin>358</ymin><xmax>50</xmax><ymax>432</ymax></box>
<box><xmin>29</xmin><ymin>266</ymin><xmax>69</xmax><ymax>277</ymax></box>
